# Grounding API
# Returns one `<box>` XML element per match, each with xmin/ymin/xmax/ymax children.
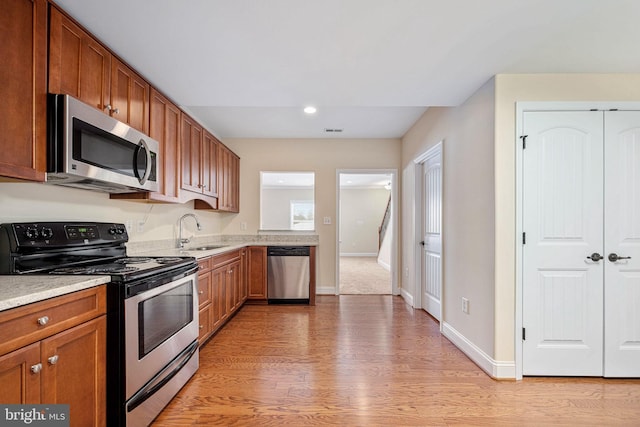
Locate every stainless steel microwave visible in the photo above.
<box><xmin>46</xmin><ymin>94</ymin><xmax>159</xmax><ymax>193</ymax></box>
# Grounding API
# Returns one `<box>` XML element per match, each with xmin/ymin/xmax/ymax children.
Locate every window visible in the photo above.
<box><xmin>260</xmin><ymin>172</ymin><xmax>315</xmax><ymax>231</ymax></box>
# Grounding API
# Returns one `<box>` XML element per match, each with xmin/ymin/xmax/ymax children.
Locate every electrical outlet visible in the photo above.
<box><xmin>137</xmin><ymin>220</ymin><xmax>145</xmax><ymax>233</ymax></box>
<box><xmin>462</xmin><ymin>297</ymin><xmax>469</xmax><ymax>314</ymax></box>
<box><xmin>125</xmin><ymin>220</ymin><xmax>133</xmax><ymax>233</ymax></box>
<box><xmin>240</xmin><ymin>222</ymin><xmax>247</xmax><ymax>230</ymax></box>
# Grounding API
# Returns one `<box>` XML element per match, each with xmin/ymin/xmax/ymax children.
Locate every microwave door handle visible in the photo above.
<box><xmin>136</xmin><ymin>139</ymin><xmax>152</xmax><ymax>185</ymax></box>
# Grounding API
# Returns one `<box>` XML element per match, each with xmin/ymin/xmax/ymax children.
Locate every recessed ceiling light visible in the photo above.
<box><xmin>303</xmin><ymin>106</ymin><xmax>317</xmax><ymax>114</ymax></box>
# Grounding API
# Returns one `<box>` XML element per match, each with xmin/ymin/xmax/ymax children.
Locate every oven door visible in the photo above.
<box><xmin>124</xmin><ymin>271</ymin><xmax>199</xmax><ymax>399</ymax></box>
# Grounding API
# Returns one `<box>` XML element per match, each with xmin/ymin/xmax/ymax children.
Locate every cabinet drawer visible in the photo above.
<box><xmin>211</xmin><ymin>250</ymin><xmax>241</xmax><ymax>269</ymax></box>
<box><xmin>0</xmin><ymin>286</ymin><xmax>106</xmax><ymax>356</ymax></box>
<box><xmin>197</xmin><ymin>257</ymin><xmax>212</xmax><ymax>273</ymax></box>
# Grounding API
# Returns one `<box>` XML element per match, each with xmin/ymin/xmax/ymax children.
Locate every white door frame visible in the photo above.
<box><xmin>335</xmin><ymin>169</ymin><xmax>399</xmax><ymax>295</ymax></box>
<box><xmin>413</xmin><ymin>141</ymin><xmax>443</xmax><ymax>325</ymax></box>
<box><xmin>515</xmin><ymin>101</ymin><xmax>640</xmax><ymax>380</ymax></box>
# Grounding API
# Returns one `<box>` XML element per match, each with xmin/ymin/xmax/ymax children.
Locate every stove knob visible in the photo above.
<box><xmin>25</xmin><ymin>227</ymin><xmax>39</xmax><ymax>240</ymax></box>
<box><xmin>116</xmin><ymin>228</ymin><xmax>125</xmax><ymax>234</ymax></box>
<box><xmin>108</xmin><ymin>228</ymin><xmax>117</xmax><ymax>235</ymax></box>
<box><xmin>40</xmin><ymin>227</ymin><xmax>53</xmax><ymax>239</ymax></box>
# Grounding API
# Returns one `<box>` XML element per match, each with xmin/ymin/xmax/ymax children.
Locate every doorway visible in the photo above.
<box><xmin>336</xmin><ymin>170</ymin><xmax>397</xmax><ymax>295</ymax></box>
<box><xmin>518</xmin><ymin>106</ymin><xmax>640</xmax><ymax>378</ymax></box>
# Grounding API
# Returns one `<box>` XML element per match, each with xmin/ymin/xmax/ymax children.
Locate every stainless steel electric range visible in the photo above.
<box><xmin>0</xmin><ymin>222</ymin><xmax>200</xmax><ymax>426</ymax></box>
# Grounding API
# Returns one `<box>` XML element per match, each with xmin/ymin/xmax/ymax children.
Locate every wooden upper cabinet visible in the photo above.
<box><xmin>0</xmin><ymin>0</ymin><xmax>47</xmax><ymax>181</ymax></box>
<box><xmin>49</xmin><ymin>6</ymin><xmax>149</xmax><ymax>135</ymax></box>
<box><xmin>217</xmin><ymin>144</ymin><xmax>240</xmax><ymax>212</ymax></box>
<box><xmin>110</xmin><ymin>58</ymin><xmax>149</xmax><ymax>134</ymax></box>
<box><xmin>181</xmin><ymin>113</ymin><xmax>203</xmax><ymax>194</ymax></box>
<box><xmin>49</xmin><ymin>7</ymin><xmax>110</xmax><ymax>112</ymax></box>
<box><xmin>202</xmin><ymin>131</ymin><xmax>219</xmax><ymax>198</ymax></box>
<box><xmin>150</xmin><ymin>89</ymin><xmax>180</xmax><ymax>201</ymax></box>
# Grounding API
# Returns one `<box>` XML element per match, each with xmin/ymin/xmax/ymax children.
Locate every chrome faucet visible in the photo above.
<box><xmin>177</xmin><ymin>213</ymin><xmax>202</xmax><ymax>248</ymax></box>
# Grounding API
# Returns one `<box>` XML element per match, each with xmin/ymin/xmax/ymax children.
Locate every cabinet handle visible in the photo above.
<box><xmin>48</xmin><ymin>355</ymin><xmax>59</xmax><ymax>365</ymax></box>
<box><xmin>37</xmin><ymin>316</ymin><xmax>49</xmax><ymax>326</ymax></box>
<box><xmin>31</xmin><ymin>363</ymin><xmax>42</xmax><ymax>374</ymax></box>
<box><xmin>105</xmin><ymin>104</ymin><xmax>119</xmax><ymax>115</ymax></box>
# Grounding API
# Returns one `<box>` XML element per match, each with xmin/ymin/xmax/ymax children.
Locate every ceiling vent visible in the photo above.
<box><xmin>324</xmin><ymin>128</ymin><xmax>343</xmax><ymax>133</ymax></box>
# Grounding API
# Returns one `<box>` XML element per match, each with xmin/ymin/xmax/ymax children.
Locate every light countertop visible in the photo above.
<box><xmin>0</xmin><ymin>234</ymin><xmax>318</xmax><ymax>312</ymax></box>
<box><xmin>0</xmin><ymin>275</ymin><xmax>110</xmax><ymax>312</ymax></box>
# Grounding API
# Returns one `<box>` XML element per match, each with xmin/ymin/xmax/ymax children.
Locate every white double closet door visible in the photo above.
<box><xmin>523</xmin><ymin>110</ymin><xmax>640</xmax><ymax>377</ymax></box>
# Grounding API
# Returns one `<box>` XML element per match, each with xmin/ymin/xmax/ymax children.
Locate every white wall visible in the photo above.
<box><xmin>493</xmin><ymin>73</ymin><xmax>640</xmax><ymax>362</ymax></box>
<box><xmin>339</xmin><ymin>187</ymin><xmax>390</xmax><ymax>255</ymax></box>
<box><xmin>0</xmin><ymin>182</ymin><xmax>224</xmax><ymax>243</ymax></box>
<box><xmin>262</xmin><ymin>188</ymin><xmax>314</xmax><ymax>230</ymax></box>
<box><xmin>402</xmin><ymin>78</ymin><xmax>496</xmax><ymax>359</ymax></box>
<box><xmin>221</xmin><ymin>138</ymin><xmax>401</xmax><ymax>291</ymax></box>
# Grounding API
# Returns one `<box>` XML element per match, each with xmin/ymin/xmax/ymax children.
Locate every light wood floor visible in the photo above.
<box><xmin>153</xmin><ymin>296</ymin><xmax>640</xmax><ymax>426</ymax></box>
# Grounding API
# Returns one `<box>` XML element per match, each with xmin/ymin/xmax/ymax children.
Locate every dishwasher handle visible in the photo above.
<box><xmin>267</xmin><ymin>246</ymin><xmax>310</xmax><ymax>257</ymax></box>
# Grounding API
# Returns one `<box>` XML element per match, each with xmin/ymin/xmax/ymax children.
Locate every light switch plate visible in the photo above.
<box><xmin>323</xmin><ymin>216</ymin><xmax>331</xmax><ymax>225</ymax></box>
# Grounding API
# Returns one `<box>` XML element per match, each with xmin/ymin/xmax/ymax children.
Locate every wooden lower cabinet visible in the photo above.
<box><xmin>246</xmin><ymin>246</ymin><xmax>268</xmax><ymax>303</ymax></box>
<box><xmin>197</xmin><ymin>249</ymin><xmax>247</xmax><ymax>345</ymax></box>
<box><xmin>0</xmin><ymin>286</ymin><xmax>106</xmax><ymax>427</ymax></box>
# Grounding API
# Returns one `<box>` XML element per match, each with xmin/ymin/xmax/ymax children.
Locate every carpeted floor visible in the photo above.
<box><xmin>339</xmin><ymin>256</ymin><xmax>391</xmax><ymax>294</ymax></box>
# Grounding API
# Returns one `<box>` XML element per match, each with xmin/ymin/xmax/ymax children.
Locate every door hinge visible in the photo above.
<box><xmin>522</xmin><ymin>327</ymin><xmax>526</xmax><ymax>341</ymax></box>
<box><xmin>520</xmin><ymin>135</ymin><xmax>528</xmax><ymax>149</ymax></box>
<box><xmin>522</xmin><ymin>232</ymin><xmax>526</xmax><ymax>245</ymax></box>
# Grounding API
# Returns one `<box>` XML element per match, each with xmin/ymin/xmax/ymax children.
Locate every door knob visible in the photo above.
<box><xmin>608</xmin><ymin>253</ymin><xmax>632</xmax><ymax>262</ymax></box>
<box><xmin>587</xmin><ymin>253</ymin><xmax>603</xmax><ymax>262</ymax></box>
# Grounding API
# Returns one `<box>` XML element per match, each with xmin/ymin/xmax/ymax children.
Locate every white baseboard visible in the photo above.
<box><xmin>377</xmin><ymin>259</ymin><xmax>391</xmax><ymax>271</ymax></box>
<box><xmin>339</xmin><ymin>253</ymin><xmax>377</xmax><ymax>257</ymax></box>
<box><xmin>400</xmin><ymin>288</ymin><xmax>414</xmax><ymax>307</ymax></box>
<box><xmin>316</xmin><ymin>286</ymin><xmax>337</xmax><ymax>295</ymax></box>
<box><xmin>441</xmin><ymin>322</ymin><xmax>515</xmax><ymax>379</ymax></box>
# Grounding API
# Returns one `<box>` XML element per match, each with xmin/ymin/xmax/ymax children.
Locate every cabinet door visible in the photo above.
<box><xmin>217</xmin><ymin>144</ymin><xmax>240</xmax><ymax>212</ymax></box>
<box><xmin>111</xmin><ymin>58</ymin><xmax>149</xmax><ymax>134</ymax></box>
<box><xmin>149</xmin><ymin>89</ymin><xmax>180</xmax><ymax>201</ymax></box>
<box><xmin>211</xmin><ymin>266</ymin><xmax>227</xmax><ymax>332</ymax></box>
<box><xmin>197</xmin><ymin>271</ymin><xmax>212</xmax><ymax>309</ymax></box>
<box><xmin>228</xmin><ymin>261</ymin><xmax>241</xmax><ymax>313</ymax></box>
<box><xmin>181</xmin><ymin>113</ymin><xmax>203</xmax><ymax>194</ymax></box>
<box><xmin>247</xmin><ymin>246</ymin><xmax>268</xmax><ymax>301</ymax></box>
<box><xmin>41</xmin><ymin>316</ymin><xmax>106</xmax><ymax>427</ymax></box>
<box><xmin>202</xmin><ymin>130</ymin><xmax>219</xmax><ymax>198</ymax></box>
<box><xmin>198</xmin><ymin>305</ymin><xmax>211</xmax><ymax>344</ymax></box>
<box><xmin>0</xmin><ymin>342</ymin><xmax>40</xmax><ymax>404</ymax></box>
<box><xmin>0</xmin><ymin>0</ymin><xmax>47</xmax><ymax>181</ymax></box>
<box><xmin>49</xmin><ymin>7</ymin><xmax>111</xmax><ymax>112</ymax></box>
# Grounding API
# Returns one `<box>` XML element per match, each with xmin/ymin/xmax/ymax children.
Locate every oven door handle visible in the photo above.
<box><xmin>126</xmin><ymin>340</ymin><xmax>198</xmax><ymax>412</ymax></box>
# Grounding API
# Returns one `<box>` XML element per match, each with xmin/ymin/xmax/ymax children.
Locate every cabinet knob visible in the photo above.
<box><xmin>198</xmin><ymin>290</ymin><xmax>204</xmax><ymax>295</ymax></box>
<box><xmin>31</xmin><ymin>363</ymin><xmax>42</xmax><ymax>374</ymax></box>
<box><xmin>48</xmin><ymin>355</ymin><xmax>59</xmax><ymax>365</ymax></box>
<box><xmin>199</xmin><ymin>324</ymin><xmax>204</xmax><ymax>329</ymax></box>
<box><xmin>105</xmin><ymin>104</ymin><xmax>119</xmax><ymax>115</ymax></box>
<box><xmin>37</xmin><ymin>316</ymin><xmax>49</xmax><ymax>326</ymax></box>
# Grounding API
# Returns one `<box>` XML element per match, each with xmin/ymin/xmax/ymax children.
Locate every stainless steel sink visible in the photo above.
<box><xmin>189</xmin><ymin>245</ymin><xmax>226</xmax><ymax>251</ymax></box>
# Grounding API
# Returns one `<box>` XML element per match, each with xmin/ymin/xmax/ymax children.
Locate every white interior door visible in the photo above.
<box><xmin>422</xmin><ymin>149</ymin><xmax>442</xmax><ymax>320</ymax></box>
<box><xmin>522</xmin><ymin>111</ymin><xmax>604</xmax><ymax>376</ymax></box>
<box><xmin>603</xmin><ymin>111</ymin><xmax>640</xmax><ymax>377</ymax></box>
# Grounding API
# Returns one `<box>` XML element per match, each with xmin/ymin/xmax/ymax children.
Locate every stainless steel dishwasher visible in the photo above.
<box><xmin>267</xmin><ymin>246</ymin><xmax>310</xmax><ymax>304</ymax></box>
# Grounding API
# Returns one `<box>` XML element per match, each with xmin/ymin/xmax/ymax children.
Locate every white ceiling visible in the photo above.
<box><xmin>55</xmin><ymin>0</ymin><xmax>640</xmax><ymax>140</ymax></box>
